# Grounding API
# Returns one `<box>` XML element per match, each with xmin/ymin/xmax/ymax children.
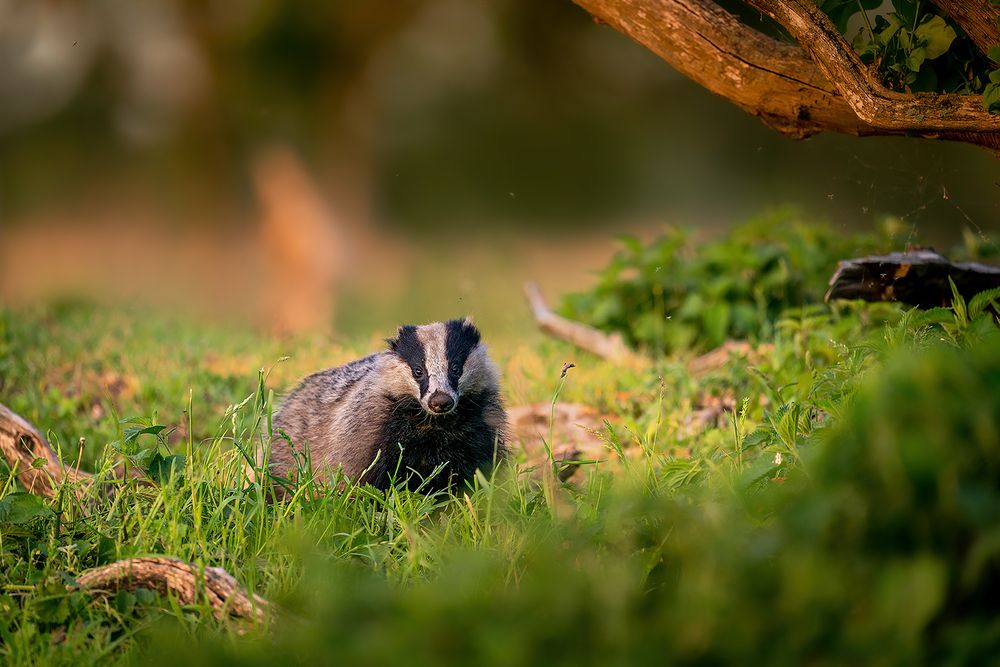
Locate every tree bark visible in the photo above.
<box><xmin>0</xmin><ymin>403</ymin><xmax>92</xmax><ymax>498</ymax></box>
<box><xmin>77</xmin><ymin>557</ymin><xmax>269</xmax><ymax>623</ymax></box>
<box><xmin>571</xmin><ymin>0</ymin><xmax>1000</xmax><ymax>151</ymax></box>
<box><xmin>826</xmin><ymin>250</ymin><xmax>1000</xmax><ymax>307</ymax></box>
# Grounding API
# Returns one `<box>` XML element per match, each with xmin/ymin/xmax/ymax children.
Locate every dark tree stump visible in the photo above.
<box><xmin>826</xmin><ymin>250</ymin><xmax>1000</xmax><ymax>308</ymax></box>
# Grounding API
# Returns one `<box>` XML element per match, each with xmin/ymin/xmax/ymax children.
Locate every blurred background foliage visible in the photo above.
<box><xmin>1</xmin><ymin>0</ymin><xmax>998</xmax><ymax>238</ymax></box>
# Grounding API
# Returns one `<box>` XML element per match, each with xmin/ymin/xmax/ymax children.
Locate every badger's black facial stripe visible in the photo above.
<box><xmin>388</xmin><ymin>325</ymin><xmax>429</xmax><ymax>395</ymax></box>
<box><xmin>445</xmin><ymin>319</ymin><xmax>481</xmax><ymax>388</ymax></box>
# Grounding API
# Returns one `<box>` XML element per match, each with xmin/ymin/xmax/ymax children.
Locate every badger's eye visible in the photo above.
<box><xmin>450</xmin><ymin>362</ymin><xmax>462</xmax><ymax>375</ymax></box>
<box><xmin>412</xmin><ymin>368</ymin><xmax>423</xmax><ymax>379</ymax></box>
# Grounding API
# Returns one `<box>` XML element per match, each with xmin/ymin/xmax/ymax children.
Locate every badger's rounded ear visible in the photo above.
<box><xmin>387</xmin><ymin>324</ymin><xmax>417</xmax><ymax>351</ymax></box>
<box><xmin>386</xmin><ymin>326</ymin><xmax>403</xmax><ymax>350</ymax></box>
<box><xmin>455</xmin><ymin>317</ymin><xmax>481</xmax><ymax>344</ymax></box>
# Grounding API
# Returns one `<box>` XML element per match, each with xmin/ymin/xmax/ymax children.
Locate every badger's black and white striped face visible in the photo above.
<box><xmin>387</xmin><ymin>318</ymin><xmax>498</xmax><ymax>415</ymax></box>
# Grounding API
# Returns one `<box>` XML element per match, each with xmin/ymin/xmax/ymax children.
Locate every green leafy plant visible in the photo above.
<box><xmin>817</xmin><ymin>0</ymin><xmax>998</xmax><ymax>110</ymax></box>
<box><xmin>560</xmin><ymin>211</ymin><xmax>887</xmax><ymax>353</ymax></box>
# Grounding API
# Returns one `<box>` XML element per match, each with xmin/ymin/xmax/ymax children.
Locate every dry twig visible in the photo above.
<box><xmin>524</xmin><ymin>282</ymin><xmax>639</xmax><ymax>362</ymax></box>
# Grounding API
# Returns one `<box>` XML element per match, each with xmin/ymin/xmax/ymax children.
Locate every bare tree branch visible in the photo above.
<box><xmin>927</xmin><ymin>0</ymin><xmax>1000</xmax><ymax>57</ymax></box>
<box><xmin>524</xmin><ymin>282</ymin><xmax>639</xmax><ymax>362</ymax></box>
<box><xmin>571</xmin><ymin>0</ymin><xmax>1000</xmax><ymax>151</ymax></box>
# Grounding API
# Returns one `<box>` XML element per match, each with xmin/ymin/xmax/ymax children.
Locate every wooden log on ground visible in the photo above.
<box><xmin>1</xmin><ymin>404</ymin><xmax>271</xmax><ymax>623</ymax></box>
<box><xmin>77</xmin><ymin>556</ymin><xmax>269</xmax><ymax>623</ymax></box>
<box><xmin>825</xmin><ymin>250</ymin><xmax>1000</xmax><ymax>307</ymax></box>
<box><xmin>0</xmin><ymin>403</ymin><xmax>93</xmax><ymax>498</ymax></box>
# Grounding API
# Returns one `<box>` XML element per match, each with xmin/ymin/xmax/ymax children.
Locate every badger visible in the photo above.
<box><xmin>262</xmin><ymin>318</ymin><xmax>508</xmax><ymax>493</ymax></box>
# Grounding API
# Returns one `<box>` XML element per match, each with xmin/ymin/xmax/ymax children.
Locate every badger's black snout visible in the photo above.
<box><xmin>427</xmin><ymin>391</ymin><xmax>455</xmax><ymax>414</ymax></box>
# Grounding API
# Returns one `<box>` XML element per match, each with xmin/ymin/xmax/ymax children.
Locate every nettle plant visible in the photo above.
<box><xmin>819</xmin><ymin>0</ymin><xmax>1000</xmax><ymax>111</ymax></box>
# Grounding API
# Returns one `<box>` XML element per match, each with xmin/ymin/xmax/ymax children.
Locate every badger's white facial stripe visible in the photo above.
<box><xmin>415</xmin><ymin>323</ymin><xmax>456</xmax><ymax>408</ymax></box>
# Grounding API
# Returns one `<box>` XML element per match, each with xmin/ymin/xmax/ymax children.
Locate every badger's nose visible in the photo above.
<box><xmin>427</xmin><ymin>391</ymin><xmax>455</xmax><ymax>414</ymax></box>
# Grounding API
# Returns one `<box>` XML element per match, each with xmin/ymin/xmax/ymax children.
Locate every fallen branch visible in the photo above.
<box><xmin>0</xmin><ymin>403</ymin><xmax>93</xmax><ymax>498</ymax></box>
<box><xmin>76</xmin><ymin>556</ymin><xmax>268</xmax><ymax>623</ymax></box>
<box><xmin>825</xmin><ymin>250</ymin><xmax>1000</xmax><ymax>307</ymax></box>
<box><xmin>0</xmin><ymin>404</ymin><xmax>272</xmax><ymax>624</ymax></box>
<box><xmin>524</xmin><ymin>282</ymin><xmax>638</xmax><ymax>362</ymax></box>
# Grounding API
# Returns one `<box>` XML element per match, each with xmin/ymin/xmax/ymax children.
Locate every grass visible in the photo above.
<box><xmin>1</xmin><ymin>225</ymin><xmax>999</xmax><ymax>665</ymax></box>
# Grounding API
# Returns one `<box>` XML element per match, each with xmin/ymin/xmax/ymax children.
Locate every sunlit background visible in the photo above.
<box><xmin>2</xmin><ymin>0</ymin><xmax>998</xmax><ymax>338</ymax></box>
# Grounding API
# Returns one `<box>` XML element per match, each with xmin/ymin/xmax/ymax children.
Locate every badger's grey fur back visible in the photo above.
<box><xmin>263</xmin><ymin>318</ymin><xmax>508</xmax><ymax>492</ymax></box>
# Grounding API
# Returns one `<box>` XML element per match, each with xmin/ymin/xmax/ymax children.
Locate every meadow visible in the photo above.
<box><xmin>1</xmin><ymin>216</ymin><xmax>999</xmax><ymax>666</ymax></box>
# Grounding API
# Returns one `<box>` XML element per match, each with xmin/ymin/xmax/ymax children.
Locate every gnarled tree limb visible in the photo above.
<box><xmin>573</xmin><ymin>0</ymin><xmax>871</xmax><ymax>138</ymax></box>
<box><xmin>571</xmin><ymin>0</ymin><xmax>1000</xmax><ymax>151</ymax></box>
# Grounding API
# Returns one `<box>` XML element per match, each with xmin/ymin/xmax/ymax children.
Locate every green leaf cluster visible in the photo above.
<box><xmin>818</xmin><ymin>0</ymin><xmax>998</xmax><ymax>111</ymax></box>
<box><xmin>111</xmin><ymin>417</ymin><xmax>185</xmax><ymax>486</ymax></box>
<box><xmin>560</xmin><ymin>211</ymin><xmax>886</xmax><ymax>353</ymax></box>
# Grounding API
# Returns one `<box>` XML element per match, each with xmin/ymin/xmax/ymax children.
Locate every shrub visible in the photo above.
<box><xmin>560</xmin><ymin>212</ymin><xmax>886</xmax><ymax>352</ymax></box>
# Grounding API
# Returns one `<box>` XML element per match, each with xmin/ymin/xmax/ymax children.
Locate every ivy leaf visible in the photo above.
<box><xmin>984</xmin><ymin>82</ymin><xmax>1000</xmax><ymax>114</ymax></box>
<box><xmin>875</xmin><ymin>14</ymin><xmax>902</xmax><ymax>47</ymax></box>
<box><xmin>147</xmin><ymin>454</ymin><xmax>186</xmax><ymax>485</ymax></box>
<box><xmin>816</xmin><ymin>0</ymin><xmax>881</xmax><ymax>34</ymax></box>
<box><xmin>988</xmin><ymin>46</ymin><xmax>1000</xmax><ymax>65</ymax></box>
<box><xmin>0</xmin><ymin>492</ymin><xmax>53</xmax><ymax>525</ymax></box>
<box><xmin>914</xmin><ymin>16</ymin><xmax>957</xmax><ymax>60</ymax></box>
<box><xmin>122</xmin><ymin>424</ymin><xmax>166</xmax><ymax>445</ymax></box>
<box><xmin>906</xmin><ymin>46</ymin><xmax>927</xmax><ymax>73</ymax></box>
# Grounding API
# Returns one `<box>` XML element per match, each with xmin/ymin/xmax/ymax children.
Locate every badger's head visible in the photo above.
<box><xmin>386</xmin><ymin>318</ymin><xmax>499</xmax><ymax>415</ymax></box>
